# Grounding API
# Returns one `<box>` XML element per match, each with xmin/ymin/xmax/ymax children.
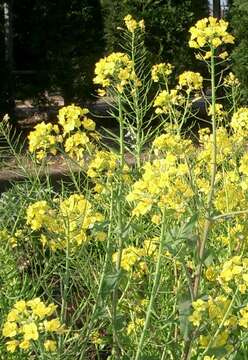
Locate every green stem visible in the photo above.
<box><xmin>131</xmin><ymin>30</ymin><xmax>142</xmax><ymax>169</ymax></box>
<box><xmin>213</xmin><ymin>209</ymin><xmax>248</xmax><ymax>221</ymax></box>
<box><xmin>134</xmin><ymin>208</ymin><xmax>167</xmax><ymax>360</ymax></box>
<box><xmin>112</xmin><ymin>184</ymin><xmax>123</xmax><ymax>357</ymax></box>
<box><xmin>118</xmin><ymin>97</ymin><xmax>125</xmax><ymax>169</ymax></box>
<box><xmin>193</xmin><ymin>45</ymin><xmax>217</xmax><ymax>299</ymax></box>
<box><xmin>79</xmin><ymin>187</ymin><xmax>114</xmax><ymax>360</ymax></box>
<box><xmin>182</xmin><ymin>46</ymin><xmax>217</xmax><ymax>360</ymax></box>
<box><xmin>62</xmin><ymin>230</ymin><xmax>70</xmax><ymax>323</ymax></box>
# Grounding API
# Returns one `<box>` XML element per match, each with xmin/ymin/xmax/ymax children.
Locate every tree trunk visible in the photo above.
<box><xmin>3</xmin><ymin>0</ymin><xmax>15</xmax><ymax>117</ymax></box>
<box><xmin>213</xmin><ymin>0</ymin><xmax>221</xmax><ymax>18</ymax></box>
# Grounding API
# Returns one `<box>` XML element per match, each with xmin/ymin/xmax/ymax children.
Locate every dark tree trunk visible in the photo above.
<box><xmin>213</xmin><ymin>0</ymin><xmax>221</xmax><ymax>18</ymax></box>
<box><xmin>3</xmin><ymin>0</ymin><xmax>15</xmax><ymax>117</ymax></box>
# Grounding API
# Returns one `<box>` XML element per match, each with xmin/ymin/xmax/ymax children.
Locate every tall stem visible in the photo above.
<box><xmin>193</xmin><ymin>46</ymin><xmax>217</xmax><ymax>298</ymax></box>
<box><xmin>79</xmin><ymin>187</ymin><xmax>114</xmax><ymax>360</ymax></box>
<box><xmin>118</xmin><ymin>96</ymin><xmax>125</xmax><ymax>169</ymax></box>
<box><xmin>131</xmin><ymin>31</ymin><xmax>142</xmax><ymax>169</ymax></box>
<box><xmin>111</xmin><ymin>184</ymin><xmax>123</xmax><ymax>356</ymax></box>
<box><xmin>182</xmin><ymin>46</ymin><xmax>217</xmax><ymax>360</ymax></box>
<box><xmin>134</xmin><ymin>208</ymin><xmax>167</xmax><ymax>360</ymax></box>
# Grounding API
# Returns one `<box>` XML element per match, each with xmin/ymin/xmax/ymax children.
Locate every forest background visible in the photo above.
<box><xmin>0</xmin><ymin>0</ymin><xmax>247</xmax><ymax>117</ymax></box>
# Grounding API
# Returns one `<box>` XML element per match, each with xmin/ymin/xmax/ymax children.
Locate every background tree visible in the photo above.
<box><xmin>2</xmin><ymin>0</ymin><xmax>104</xmax><ymax>105</ymax></box>
<box><xmin>102</xmin><ymin>0</ymin><xmax>209</xmax><ymax>75</ymax></box>
<box><xmin>213</xmin><ymin>0</ymin><xmax>221</xmax><ymax>18</ymax></box>
<box><xmin>0</xmin><ymin>1</ymin><xmax>14</xmax><ymax>116</ymax></box>
<box><xmin>230</xmin><ymin>0</ymin><xmax>248</xmax><ymax>102</ymax></box>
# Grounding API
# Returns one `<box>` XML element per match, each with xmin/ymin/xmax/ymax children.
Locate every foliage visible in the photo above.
<box><xmin>230</xmin><ymin>0</ymin><xmax>248</xmax><ymax>103</ymax></box>
<box><xmin>3</xmin><ymin>0</ymin><xmax>104</xmax><ymax>103</ymax></box>
<box><xmin>102</xmin><ymin>0</ymin><xmax>209</xmax><ymax>74</ymax></box>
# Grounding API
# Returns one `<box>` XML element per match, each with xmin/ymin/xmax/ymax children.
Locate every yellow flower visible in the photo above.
<box><xmin>192</xmin><ymin>299</ymin><xmax>208</xmax><ymax>312</ymax></box>
<box><xmin>58</xmin><ymin>105</ymin><xmax>88</xmax><ymax>134</ymax></box>
<box><xmin>6</xmin><ymin>340</ymin><xmax>19</xmax><ymax>353</ymax></box>
<box><xmin>26</xmin><ymin>201</ymin><xmax>51</xmax><ymax>230</ymax></box>
<box><xmin>151</xmin><ymin>63</ymin><xmax>173</xmax><ymax>82</ymax></box>
<box><xmin>43</xmin><ymin>318</ymin><xmax>61</xmax><ymax>332</ymax></box>
<box><xmin>189</xmin><ymin>17</ymin><xmax>234</xmax><ymax>49</ymax></box>
<box><xmin>22</xmin><ymin>322</ymin><xmax>39</xmax><ymax>341</ymax></box>
<box><xmin>28</xmin><ymin>122</ymin><xmax>59</xmax><ymax>159</ymax></box>
<box><xmin>219</xmin><ymin>51</ymin><xmax>229</xmax><ymax>59</ymax></box>
<box><xmin>213</xmin><ymin>330</ymin><xmax>229</xmax><ymax>347</ymax></box>
<box><xmin>14</xmin><ymin>300</ymin><xmax>26</xmax><ymax>313</ymax></box>
<box><xmin>127</xmin><ymin>318</ymin><xmax>145</xmax><ymax>335</ymax></box>
<box><xmin>82</xmin><ymin>118</ymin><xmax>96</xmax><ymax>131</ymax></box>
<box><xmin>188</xmin><ymin>310</ymin><xmax>202</xmax><ymax>326</ymax></box>
<box><xmin>178</xmin><ymin>71</ymin><xmax>203</xmax><ymax>91</ymax></box>
<box><xmin>94</xmin><ymin>52</ymin><xmax>133</xmax><ymax>92</ymax></box>
<box><xmin>153</xmin><ymin>89</ymin><xmax>182</xmax><ymax>114</ymax></box>
<box><xmin>199</xmin><ymin>335</ymin><xmax>210</xmax><ymax>347</ymax></box>
<box><xmin>2</xmin><ymin>322</ymin><xmax>17</xmax><ymax>338</ymax></box>
<box><xmin>113</xmin><ymin>246</ymin><xmax>144</xmax><ymax>272</ymax></box>
<box><xmin>95</xmin><ymin>231</ymin><xmax>107</xmax><ymax>241</ymax></box>
<box><xmin>124</xmin><ymin>14</ymin><xmax>145</xmax><ymax>33</ymax></box>
<box><xmin>44</xmin><ymin>339</ymin><xmax>57</xmax><ymax>352</ymax></box>
<box><xmin>19</xmin><ymin>339</ymin><xmax>30</xmax><ymax>350</ymax></box>
<box><xmin>231</xmin><ymin>107</ymin><xmax>248</xmax><ymax>137</ymax></box>
<box><xmin>91</xmin><ymin>331</ymin><xmax>104</xmax><ymax>345</ymax></box>
<box><xmin>208</xmin><ymin>103</ymin><xmax>227</xmax><ymax>119</ymax></box>
<box><xmin>224</xmin><ymin>72</ymin><xmax>240</xmax><ymax>87</ymax></box>
<box><xmin>205</xmin><ymin>266</ymin><xmax>217</xmax><ymax>281</ymax></box>
<box><xmin>151</xmin><ymin>214</ymin><xmax>161</xmax><ymax>225</ymax></box>
<box><xmin>7</xmin><ymin>309</ymin><xmax>20</xmax><ymax>322</ymax></box>
<box><xmin>32</xmin><ymin>300</ymin><xmax>50</xmax><ymax>320</ymax></box>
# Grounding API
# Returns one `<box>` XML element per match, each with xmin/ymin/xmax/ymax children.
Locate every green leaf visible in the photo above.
<box><xmin>100</xmin><ymin>271</ymin><xmax>122</xmax><ymax>299</ymax></box>
<box><xmin>206</xmin><ymin>346</ymin><xmax>228</xmax><ymax>357</ymax></box>
<box><xmin>178</xmin><ymin>300</ymin><xmax>192</xmax><ymax>341</ymax></box>
<box><xmin>115</xmin><ymin>313</ymin><xmax>126</xmax><ymax>331</ymax></box>
<box><xmin>204</xmin><ymin>254</ymin><xmax>214</xmax><ymax>266</ymax></box>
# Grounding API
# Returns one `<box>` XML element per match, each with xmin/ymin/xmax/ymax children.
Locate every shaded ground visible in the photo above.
<box><xmin>0</xmin><ymin>94</ymin><xmax>208</xmax><ymax>194</ymax></box>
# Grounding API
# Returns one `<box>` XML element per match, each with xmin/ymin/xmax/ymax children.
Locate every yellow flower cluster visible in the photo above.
<box><xmin>218</xmin><ymin>256</ymin><xmax>248</xmax><ymax>295</ymax></box>
<box><xmin>127</xmin><ymin>156</ymin><xmax>193</xmax><ymax>217</ymax></box>
<box><xmin>153</xmin><ymin>89</ymin><xmax>183</xmax><ymax>114</ymax></box>
<box><xmin>58</xmin><ymin>105</ymin><xmax>92</xmax><ymax>134</ymax></box>
<box><xmin>189</xmin><ymin>296</ymin><xmax>234</xmax><ymax>351</ymax></box>
<box><xmin>112</xmin><ymin>239</ymin><xmax>159</xmax><ymax>277</ymax></box>
<box><xmin>231</xmin><ymin>107</ymin><xmax>248</xmax><ymax>138</ymax></box>
<box><xmin>127</xmin><ymin>318</ymin><xmax>145</xmax><ymax>335</ymax></box>
<box><xmin>153</xmin><ymin>71</ymin><xmax>203</xmax><ymax>115</ymax></box>
<box><xmin>87</xmin><ymin>150</ymin><xmax>130</xmax><ymax>194</ymax></box>
<box><xmin>28</xmin><ymin>105</ymin><xmax>97</xmax><ymax>162</ymax></box>
<box><xmin>151</xmin><ymin>63</ymin><xmax>173</xmax><ymax>82</ymax></box>
<box><xmin>94</xmin><ymin>52</ymin><xmax>135</xmax><ymax>94</ymax></box>
<box><xmin>0</xmin><ymin>228</ymin><xmax>26</xmax><ymax>248</ymax></box>
<box><xmin>152</xmin><ymin>131</ymin><xmax>193</xmax><ymax>157</ymax></box>
<box><xmin>26</xmin><ymin>200</ymin><xmax>54</xmax><ymax>231</ymax></box>
<box><xmin>124</xmin><ymin>14</ymin><xmax>145</xmax><ymax>33</ymax></box>
<box><xmin>2</xmin><ymin>298</ymin><xmax>63</xmax><ymax>353</ymax></box>
<box><xmin>113</xmin><ymin>246</ymin><xmax>147</xmax><ymax>274</ymax></box>
<box><xmin>207</xmin><ymin>103</ymin><xmax>226</xmax><ymax>119</ymax></box>
<box><xmin>224</xmin><ymin>72</ymin><xmax>240</xmax><ymax>87</ymax></box>
<box><xmin>189</xmin><ymin>17</ymin><xmax>234</xmax><ymax>49</ymax></box>
<box><xmin>64</xmin><ymin>132</ymin><xmax>92</xmax><ymax>162</ymax></box>
<box><xmin>58</xmin><ymin>105</ymin><xmax>97</xmax><ymax>163</ymax></box>
<box><xmin>190</xmin><ymin>256</ymin><xmax>248</xmax><ymax>353</ymax></box>
<box><xmin>28</xmin><ymin>122</ymin><xmax>61</xmax><ymax>160</ymax></box>
<box><xmin>178</xmin><ymin>71</ymin><xmax>203</xmax><ymax>91</ymax></box>
<box><xmin>26</xmin><ymin>194</ymin><xmax>104</xmax><ymax>251</ymax></box>
<box><xmin>87</xmin><ymin>150</ymin><xmax>118</xmax><ymax>179</ymax></box>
